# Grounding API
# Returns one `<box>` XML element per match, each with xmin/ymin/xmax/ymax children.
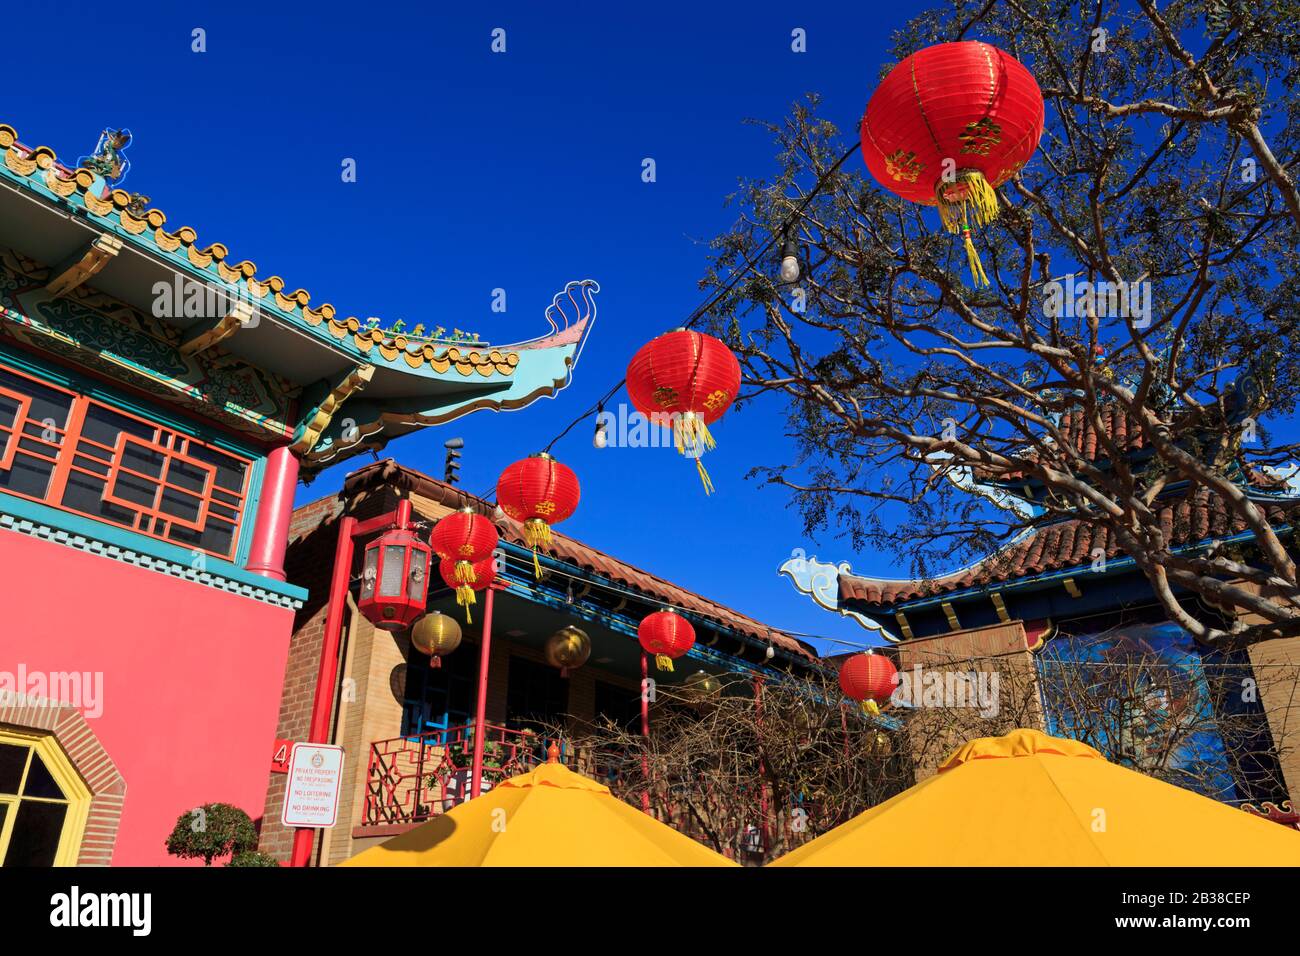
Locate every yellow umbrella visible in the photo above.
<box><xmin>340</xmin><ymin>752</ymin><xmax>736</xmax><ymax>867</ymax></box>
<box><xmin>771</xmin><ymin>728</ymin><xmax>1300</xmax><ymax>866</ymax></box>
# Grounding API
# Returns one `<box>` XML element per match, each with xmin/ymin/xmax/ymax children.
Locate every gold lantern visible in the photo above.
<box><xmin>544</xmin><ymin>625</ymin><xmax>591</xmax><ymax>676</ymax></box>
<box><xmin>682</xmin><ymin>670</ymin><xmax>722</xmax><ymax>705</ymax></box>
<box><xmin>410</xmin><ymin>611</ymin><xmax>462</xmax><ymax>668</ymax></box>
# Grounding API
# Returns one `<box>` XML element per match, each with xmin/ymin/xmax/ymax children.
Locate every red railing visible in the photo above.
<box><xmin>362</xmin><ymin>724</ymin><xmax>820</xmax><ymax>862</ymax></box>
<box><xmin>363</xmin><ymin>723</ymin><xmax>632</xmax><ymax>825</ymax></box>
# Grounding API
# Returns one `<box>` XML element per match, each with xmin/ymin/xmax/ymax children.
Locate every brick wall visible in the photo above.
<box><xmin>896</xmin><ymin>621</ymin><xmax>1046</xmax><ymax>778</ymax></box>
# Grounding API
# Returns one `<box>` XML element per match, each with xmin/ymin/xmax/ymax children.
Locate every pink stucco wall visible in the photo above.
<box><xmin>0</xmin><ymin>528</ymin><xmax>295</xmax><ymax>865</ymax></box>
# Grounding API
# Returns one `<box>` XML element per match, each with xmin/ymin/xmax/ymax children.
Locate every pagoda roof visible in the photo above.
<box><xmin>340</xmin><ymin>459</ymin><xmax>819</xmax><ymax>662</ymax></box>
<box><xmin>979</xmin><ymin>400</ymin><xmax>1284</xmax><ymax>489</ymax></box>
<box><xmin>0</xmin><ymin>123</ymin><xmax>595</xmax><ymax>473</ymax></box>
<box><xmin>839</xmin><ymin>487</ymin><xmax>1294</xmax><ymax>611</ymax></box>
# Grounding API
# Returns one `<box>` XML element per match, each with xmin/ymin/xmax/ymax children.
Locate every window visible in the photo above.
<box><xmin>506</xmin><ymin>656</ymin><xmax>570</xmax><ymax>731</ymax></box>
<box><xmin>402</xmin><ymin>641</ymin><xmax>478</xmax><ymax>737</ymax></box>
<box><xmin>593</xmin><ymin>679</ymin><xmax>642</xmax><ymax>731</ymax></box>
<box><xmin>0</xmin><ymin>361</ymin><xmax>251</xmax><ymax>560</ymax></box>
<box><xmin>0</xmin><ymin>728</ymin><xmax>90</xmax><ymax>867</ymax></box>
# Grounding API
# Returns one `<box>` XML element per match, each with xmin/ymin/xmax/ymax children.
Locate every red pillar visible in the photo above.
<box><xmin>640</xmin><ymin>652</ymin><xmax>651</xmax><ymax>814</ymax></box>
<box><xmin>288</xmin><ymin>499</ymin><xmax>413</xmax><ymax>867</ymax></box>
<box><xmin>246</xmin><ymin>444</ymin><xmax>300</xmax><ymax>581</ymax></box>
<box><xmin>289</xmin><ymin>513</ymin><xmax>355</xmax><ymax>867</ymax></box>
<box><xmin>470</xmin><ymin>583</ymin><xmax>498</xmax><ymax>799</ymax></box>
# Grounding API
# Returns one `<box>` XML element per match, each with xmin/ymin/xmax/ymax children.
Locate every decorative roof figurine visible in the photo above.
<box><xmin>78</xmin><ymin>128</ymin><xmax>132</xmax><ymax>188</ymax></box>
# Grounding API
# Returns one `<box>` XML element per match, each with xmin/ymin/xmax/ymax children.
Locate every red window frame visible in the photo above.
<box><xmin>102</xmin><ymin>432</ymin><xmax>218</xmax><ymax>533</ymax></box>
<box><xmin>0</xmin><ymin>360</ymin><xmax>252</xmax><ymax>560</ymax></box>
<box><xmin>0</xmin><ymin>385</ymin><xmax>32</xmax><ymax>472</ymax></box>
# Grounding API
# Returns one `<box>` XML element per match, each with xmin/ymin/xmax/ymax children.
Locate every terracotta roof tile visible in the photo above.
<box><xmin>839</xmin><ymin>491</ymin><xmax>1292</xmax><ymax>609</ymax></box>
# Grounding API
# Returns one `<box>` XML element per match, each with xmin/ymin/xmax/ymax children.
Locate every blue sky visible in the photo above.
<box><xmin>10</xmin><ymin>0</ymin><xmax>929</xmax><ymax>654</ymax></box>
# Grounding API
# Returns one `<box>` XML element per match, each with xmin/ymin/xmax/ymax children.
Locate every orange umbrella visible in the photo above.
<box><xmin>771</xmin><ymin>729</ymin><xmax>1300</xmax><ymax>866</ymax></box>
<box><xmin>341</xmin><ymin>748</ymin><xmax>735</xmax><ymax>867</ymax></box>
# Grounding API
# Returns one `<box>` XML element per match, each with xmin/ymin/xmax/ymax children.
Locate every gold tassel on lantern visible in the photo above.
<box><xmin>455</xmin><ymin>585</ymin><xmax>475</xmax><ymax>624</ymax></box>
<box><xmin>656</xmin><ymin>654</ymin><xmax>674</xmax><ymax>672</ymax></box>
<box><xmin>674</xmin><ymin>412</ymin><xmax>717</xmax><ymax>496</ymax></box>
<box><xmin>453</xmin><ymin>560</ymin><xmax>477</xmax><ymax>586</ymax></box>
<box><xmin>936</xmin><ymin>169</ymin><xmax>999</xmax><ymax>289</ymax></box>
<box><xmin>861</xmin><ymin>699</ymin><xmax>881</xmax><ymax>717</ymax></box>
<box><xmin>522</xmin><ymin>518</ymin><xmax>551</xmax><ymax>579</ymax></box>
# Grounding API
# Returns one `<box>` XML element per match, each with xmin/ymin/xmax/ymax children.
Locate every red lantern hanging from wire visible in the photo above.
<box><xmin>838</xmin><ymin>651</ymin><xmax>899</xmax><ymax>716</ymax></box>
<box><xmin>637</xmin><ymin>609</ymin><xmax>696</xmax><ymax>673</ymax></box>
<box><xmin>859</xmin><ymin>40</ymin><xmax>1045</xmax><ymax>288</ymax></box>
<box><xmin>496</xmin><ymin>453</ymin><xmax>580</xmax><ymax>578</ymax></box>
<box><xmin>625</xmin><ymin>329</ymin><xmax>741</xmax><ymax>494</ymax></box>
<box><xmin>430</xmin><ymin>507</ymin><xmax>499</xmax><ymax>599</ymax></box>
<box><xmin>439</xmin><ymin>555</ymin><xmax>495</xmax><ymax>624</ymax></box>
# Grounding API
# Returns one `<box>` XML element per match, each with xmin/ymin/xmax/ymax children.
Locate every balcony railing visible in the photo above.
<box><xmin>363</xmin><ymin>723</ymin><xmax>632</xmax><ymax>826</ymax></box>
<box><xmin>363</xmin><ymin>723</ymin><xmax>821</xmax><ymax>863</ymax></box>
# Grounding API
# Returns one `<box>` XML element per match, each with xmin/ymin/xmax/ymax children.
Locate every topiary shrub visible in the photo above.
<box><xmin>165</xmin><ymin>803</ymin><xmax>258</xmax><ymax>866</ymax></box>
<box><xmin>226</xmin><ymin>850</ymin><xmax>282</xmax><ymax>867</ymax></box>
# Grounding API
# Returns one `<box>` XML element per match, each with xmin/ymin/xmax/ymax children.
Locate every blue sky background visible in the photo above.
<box><xmin>10</xmin><ymin>1</ymin><xmax>938</xmax><ymax>654</ymax></box>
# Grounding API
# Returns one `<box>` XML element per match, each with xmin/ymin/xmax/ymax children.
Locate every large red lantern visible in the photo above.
<box><xmin>638</xmin><ymin>609</ymin><xmax>695</xmax><ymax>672</ymax></box>
<box><xmin>860</xmin><ymin>41</ymin><xmax>1045</xmax><ymax>287</ymax></box>
<box><xmin>625</xmin><ymin>329</ymin><xmax>740</xmax><ymax>494</ymax></box>
<box><xmin>430</xmin><ymin>507</ymin><xmax>499</xmax><ymax>598</ymax></box>
<box><xmin>439</xmin><ymin>555</ymin><xmax>495</xmax><ymax>624</ymax></box>
<box><xmin>496</xmin><ymin>453</ymin><xmax>580</xmax><ymax>578</ymax></box>
<box><xmin>358</xmin><ymin>527</ymin><xmax>433</xmax><ymax>632</ymax></box>
<box><xmin>839</xmin><ymin>651</ymin><xmax>899</xmax><ymax>716</ymax></box>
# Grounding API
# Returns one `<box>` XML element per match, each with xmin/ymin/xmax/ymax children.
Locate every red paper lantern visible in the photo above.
<box><xmin>625</xmin><ymin>329</ymin><xmax>741</xmax><ymax>494</ymax></box>
<box><xmin>860</xmin><ymin>41</ymin><xmax>1044</xmax><ymax>287</ymax></box>
<box><xmin>439</xmin><ymin>555</ymin><xmax>495</xmax><ymax>624</ymax></box>
<box><xmin>357</xmin><ymin>527</ymin><xmax>433</xmax><ymax>632</ymax></box>
<box><xmin>496</xmin><ymin>453</ymin><xmax>580</xmax><ymax>578</ymax></box>
<box><xmin>430</xmin><ymin>507</ymin><xmax>499</xmax><ymax>603</ymax></box>
<box><xmin>839</xmin><ymin>652</ymin><xmax>899</xmax><ymax>715</ymax></box>
<box><xmin>638</xmin><ymin>609</ymin><xmax>696</xmax><ymax>672</ymax></box>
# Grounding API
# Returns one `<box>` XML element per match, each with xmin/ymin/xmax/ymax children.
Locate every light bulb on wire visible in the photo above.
<box><xmin>779</xmin><ymin>230</ymin><xmax>801</xmax><ymax>283</ymax></box>
<box><xmin>593</xmin><ymin>411</ymin><xmax>608</xmax><ymax>449</ymax></box>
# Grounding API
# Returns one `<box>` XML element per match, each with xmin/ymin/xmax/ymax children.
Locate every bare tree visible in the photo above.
<box><xmin>554</xmin><ymin>672</ymin><xmax>916</xmax><ymax>863</ymax></box>
<box><xmin>1037</xmin><ymin>625</ymin><xmax>1295</xmax><ymax>800</ymax></box>
<box><xmin>555</xmin><ymin>640</ymin><xmax>1292</xmax><ymax>862</ymax></box>
<box><xmin>702</xmin><ymin>0</ymin><xmax>1300</xmax><ymax>647</ymax></box>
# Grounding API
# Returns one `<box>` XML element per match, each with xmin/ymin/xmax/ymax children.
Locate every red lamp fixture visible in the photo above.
<box><xmin>430</xmin><ymin>507</ymin><xmax>499</xmax><ymax>607</ymax></box>
<box><xmin>839</xmin><ymin>651</ymin><xmax>899</xmax><ymax>716</ymax></box>
<box><xmin>638</xmin><ymin>609</ymin><xmax>696</xmax><ymax>672</ymax></box>
<box><xmin>439</xmin><ymin>555</ymin><xmax>495</xmax><ymax>624</ymax></box>
<box><xmin>625</xmin><ymin>329</ymin><xmax>741</xmax><ymax>494</ymax></box>
<box><xmin>860</xmin><ymin>40</ymin><xmax>1045</xmax><ymax>288</ymax></box>
<box><xmin>357</xmin><ymin>526</ymin><xmax>433</xmax><ymax>632</ymax></box>
<box><xmin>496</xmin><ymin>453</ymin><xmax>580</xmax><ymax>578</ymax></box>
